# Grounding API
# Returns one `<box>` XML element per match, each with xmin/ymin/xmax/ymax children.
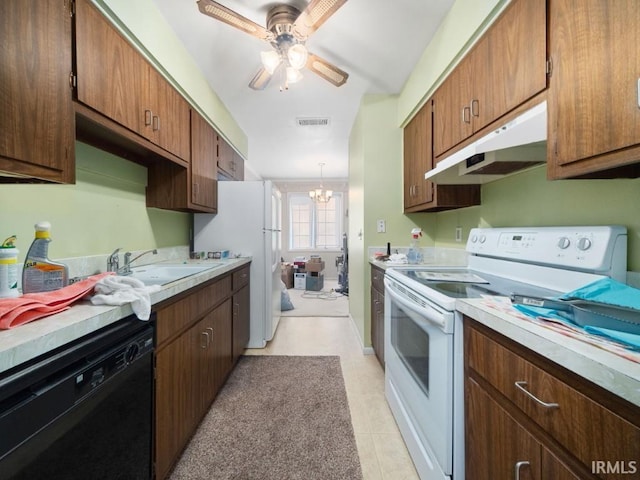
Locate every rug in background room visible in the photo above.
<box><xmin>169</xmin><ymin>356</ymin><xmax>362</xmax><ymax>480</ymax></box>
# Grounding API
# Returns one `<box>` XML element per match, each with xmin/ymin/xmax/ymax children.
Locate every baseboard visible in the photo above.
<box><xmin>347</xmin><ymin>314</ymin><xmax>375</xmax><ymax>355</ymax></box>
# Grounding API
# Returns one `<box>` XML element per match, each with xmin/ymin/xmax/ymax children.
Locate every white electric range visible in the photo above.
<box><xmin>383</xmin><ymin>226</ymin><xmax>628</xmax><ymax>480</ymax></box>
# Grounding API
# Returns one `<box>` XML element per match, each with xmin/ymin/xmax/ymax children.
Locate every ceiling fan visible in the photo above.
<box><xmin>196</xmin><ymin>0</ymin><xmax>349</xmax><ymax>90</ymax></box>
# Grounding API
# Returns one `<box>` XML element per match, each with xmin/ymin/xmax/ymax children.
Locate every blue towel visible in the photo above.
<box><xmin>561</xmin><ymin>278</ymin><xmax>640</xmax><ymax>310</ymax></box>
<box><xmin>512</xmin><ymin>304</ymin><xmax>567</xmax><ymax>322</ymax></box>
<box><xmin>584</xmin><ymin>326</ymin><xmax>640</xmax><ymax>351</ymax></box>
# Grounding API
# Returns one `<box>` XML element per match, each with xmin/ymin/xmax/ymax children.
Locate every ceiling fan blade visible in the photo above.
<box><xmin>249</xmin><ymin>67</ymin><xmax>272</xmax><ymax>90</ymax></box>
<box><xmin>306</xmin><ymin>53</ymin><xmax>348</xmax><ymax>87</ymax></box>
<box><xmin>293</xmin><ymin>0</ymin><xmax>348</xmax><ymax>38</ymax></box>
<box><xmin>197</xmin><ymin>0</ymin><xmax>274</xmax><ymax>41</ymax></box>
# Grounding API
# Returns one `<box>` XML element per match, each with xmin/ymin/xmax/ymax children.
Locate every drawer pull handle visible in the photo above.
<box><xmin>515</xmin><ymin>381</ymin><xmax>559</xmax><ymax>408</ymax></box>
<box><xmin>201</xmin><ymin>331</ymin><xmax>209</xmax><ymax>349</ymax></box>
<box><xmin>515</xmin><ymin>461</ymin><xmax>530</xmax><ymax>480</ymax></box>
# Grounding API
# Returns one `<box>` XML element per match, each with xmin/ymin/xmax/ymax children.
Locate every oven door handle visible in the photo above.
<box><xmin>384</xmin><ymin>277</ymin><xmax>452</xmax><ymax>331</ymax></box>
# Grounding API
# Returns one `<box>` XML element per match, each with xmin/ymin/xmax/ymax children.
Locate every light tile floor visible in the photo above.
<box><xmin>245</xmin><ymin>316</ymin><xmax>420</xmax><ymax>480</ymax></box>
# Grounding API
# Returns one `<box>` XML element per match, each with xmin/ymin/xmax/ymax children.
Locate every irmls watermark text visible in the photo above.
<box><xmin>592</xmin><ymin>460</ymin><xmax>638</xmax><ymax>475</ymax></box>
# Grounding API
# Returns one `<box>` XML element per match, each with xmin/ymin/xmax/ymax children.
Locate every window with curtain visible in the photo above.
<box><xmin>289</xmin><ymin>192</ymin><xmax>343</xmax><ymax>250</ymax></box>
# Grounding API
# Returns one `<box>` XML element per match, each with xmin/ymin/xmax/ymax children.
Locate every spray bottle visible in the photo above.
<box><xmin>22</xmin><ymin>222</ymin><xmax>69</xmax><ymax>293</ymax></box>
<box><xmin>0</xmin><ymin>235</ymin><xmax>20</xmax><ymax>298</ymax></box>
<box><xmin>407</xmin><ymin>228</ymin><xmax>423</xmax><ymax>264</ymax></box>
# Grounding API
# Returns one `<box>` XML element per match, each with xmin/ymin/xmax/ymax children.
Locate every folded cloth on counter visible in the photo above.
<box><xmin>561</xmin><ymin>278</ymin><xmax>640</xmax><ymax>310</ymax></box>
<box><xmin>387</xmin><ymin>253</ymin><xmax>408</xmax><ymax>264</ymax></box>
<box><xmin>90</xmin><ymin>275</ymin><xmax>161</xmax><ymax>320</ymax></box>
<box><xmin>0</xmin><ymin>272</ymin><xmax>113</xmax><ymax>329</ymax></box>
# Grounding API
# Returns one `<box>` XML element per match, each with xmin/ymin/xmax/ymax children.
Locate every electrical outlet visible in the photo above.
<box><xmin>455</xmin><ymin>227</ymin><xmax>462</xmax><ymax>242</ymax></box>
<box><xmin>377</xmin><ymin>219</ymin><xmax>386</xmax><ymax>233</ymax></box>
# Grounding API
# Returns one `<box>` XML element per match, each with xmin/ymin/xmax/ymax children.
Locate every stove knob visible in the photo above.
<box><xmin>577</xmin><ymin>237</ymin><xmax>592</xmax><ymax>251</ymax></box>
<box><xmin>471</xmin><ymin>235</ymin><xmax>478</xmax><ymax>243</ymax></box>
<box><xmin>479</xmin><ymin>235</ymin><xmax>486</xmax><ymax>244</ymax></box>
<box><xmin>557</xmin><ymin>237</ymin><xmax>571</xmax><ymax>249</ymax></box>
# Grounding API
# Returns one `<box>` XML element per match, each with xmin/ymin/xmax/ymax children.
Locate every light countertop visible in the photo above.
<box><xmin>458</xmin><ymin>297</ymin><xmax>640</xmax><ymax>408</ymax></box>
<box><xmin>0</xmin><ymin>257</ymin><xmax>251</xmax><ymax>375</ymax></box>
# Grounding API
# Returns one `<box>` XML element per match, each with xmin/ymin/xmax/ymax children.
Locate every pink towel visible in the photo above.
<box><xmin>0</xmin><ymin>272</ymin><xmax>114</xmax><ymax>329</ymax></box>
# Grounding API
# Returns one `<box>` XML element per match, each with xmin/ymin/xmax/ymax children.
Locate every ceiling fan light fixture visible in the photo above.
<box><xmin>261</xmin><ymin>50</ymin><xmax>281</xmax><ymax>74</ymax></box>
<box><xmin>287</xmin><ymin>43</ymin><xmax>308</xmax><ymax>70</ymax></box>
<box><xmin>286</xmin><ymin>66</ymin><xmax>303</xmax><ymax>84</ymax></box>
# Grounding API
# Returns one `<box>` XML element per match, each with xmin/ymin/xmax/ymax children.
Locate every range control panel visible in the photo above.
<box><xmin>466</xmin><ymin>226</ymin><xmax>627</xmax><ymax>276</ymax></box>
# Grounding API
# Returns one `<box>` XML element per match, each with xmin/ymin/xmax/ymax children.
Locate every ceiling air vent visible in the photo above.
<box><xmin>296</xmin><ymin>117</ymin><xmax>330</xmax><ymax>127</ymax></box>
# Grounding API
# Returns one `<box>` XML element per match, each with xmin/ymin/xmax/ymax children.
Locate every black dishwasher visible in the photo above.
<box><xmin>0</xmin><ymin>314</ymin><xmax>155</xmax><ymax>480</ymax></box>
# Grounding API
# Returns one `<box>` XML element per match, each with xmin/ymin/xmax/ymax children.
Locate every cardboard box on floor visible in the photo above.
<box><xmin>281</xmin><ymin>263</ymin><xmax>294</xmax><ymax>288</ymax></box>
<box><xmin>305</xmin><ymin>259</ymin><xmax>325</xmax><ymax>273</ymax></box>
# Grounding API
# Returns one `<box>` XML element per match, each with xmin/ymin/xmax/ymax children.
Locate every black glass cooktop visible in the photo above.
<box><xmin>396</xmin><ymin>268</ymin><xmax>560</xmax><ymax>300</ymax></box>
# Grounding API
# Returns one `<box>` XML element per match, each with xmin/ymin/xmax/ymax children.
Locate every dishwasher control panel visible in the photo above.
<box><xmin>75</xmin><ymin>327</ymin><xmax>153</xmax><ymax>397</ymax></box>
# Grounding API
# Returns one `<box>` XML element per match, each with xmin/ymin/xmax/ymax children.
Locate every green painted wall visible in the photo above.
<box><xmin>428</xmin><ymin>166</ymin><xmax>640</xmax><ymax>271</ymax></box>
<box><xmin>0</xmin><ymin>143</ymin><xmax>189</xmax><ymax>261</ymax></box>
<box><xmin>349</xmin><ymin>95</ymin><xmax>435</xmax><ymax>347</ymax></box>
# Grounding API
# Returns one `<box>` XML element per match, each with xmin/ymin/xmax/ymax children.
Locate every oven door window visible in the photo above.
<box><xmin>392</xmin><ymin>312</ymin><xmax>429</xmax><ymax>396</ymax></box>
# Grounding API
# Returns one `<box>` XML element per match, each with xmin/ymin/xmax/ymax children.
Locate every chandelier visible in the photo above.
<box><xmin>309</xmin><ymin>163</ymin><xmax>333</xmax><ymax>203</ymax></box>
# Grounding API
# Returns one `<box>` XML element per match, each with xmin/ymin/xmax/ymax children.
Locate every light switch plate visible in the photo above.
<box><xmin>377</xmin><ymin>219</ymin><xmax>386</xmax><ymax>233</ymax></box>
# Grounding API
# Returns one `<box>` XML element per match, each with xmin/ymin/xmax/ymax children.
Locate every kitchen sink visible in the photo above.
<box><xmin>129</xmin><ymin>263</ymin><xmax>224</xmax><ymax>286</ymax></box>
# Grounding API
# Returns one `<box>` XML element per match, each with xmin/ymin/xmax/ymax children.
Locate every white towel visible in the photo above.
<box><xmin>91</xmin><ymin>275</ymin><xmax>161</xmax><ymax>320</ymax></box>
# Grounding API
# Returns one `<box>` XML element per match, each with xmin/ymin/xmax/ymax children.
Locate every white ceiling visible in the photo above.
<box><xmin>151</xmin><ymin>0</ymin><xmax>454</xmax><ymax>180</ymax></box>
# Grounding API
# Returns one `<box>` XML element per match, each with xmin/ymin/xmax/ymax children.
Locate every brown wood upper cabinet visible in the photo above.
<box><xmin>404</xmin><ymin>99</ymin><xmax>480</xmax><ymax>212</ymax></box>
<box><xmin>190</xmin><ymin>111</ymin><xmax>218</xmax><ymax>210</ymax></box>
<box><xmin>217</xmin><ymin>135</ymin><xmax>244</xmax><ymax>181</ymax></box>
<box><xmin>433</xmin><ymin>0</ymin><xmax>547</xmax><ymax>160</ymax></box>
<box><xmin>547</xmin><ymin>0</ymin><xmax>640</xmax><ymax>179</ymax></box>
<box><xmin>74</xmin><ymin>0</ymin><xmax>190</xmax><ymax>163</ymax></box>
<box><xmin>0</xmin><ymin>0</ymin><xmax>75</xmax><ymax>183</ymax></box>
<box><xmin>146</xmin><ymin>109</ymin><xmax>218</xmax><ymax>213</ymax></box>
<box><xmin>404</xmin><ymin>102</ymin><xmax>434</xmax><ymax>210</ymax></box>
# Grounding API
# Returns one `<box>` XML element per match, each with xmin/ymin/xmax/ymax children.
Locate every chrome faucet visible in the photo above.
<box><xmin>107</xmin><ymin>248</ymin><xmax>121</xmax><ymax>273</ymax></box>
<box><xmin>119</xmin><ymin>249</ymin><xmax>158</xmax><ymax>275</ymax></box>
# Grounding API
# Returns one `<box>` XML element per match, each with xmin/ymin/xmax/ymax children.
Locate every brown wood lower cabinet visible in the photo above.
<box><xmin>465</xmin><ymin>317</ymin><xmax>640</xmax><ymax>480</ymax></box>
<box><xmin>154</xmin><ymin>264</ymin><xmax>250</xmax><ymax>479</ymax></box>
<box><xmin>232</xmin><ymin>265</ymin><xmax>251</xmax><ymax>363</ymax></box>
<box><xmin>370</xmin><ymin>265</ymin><xmax>385</xmax><ymax>367</ymax></box>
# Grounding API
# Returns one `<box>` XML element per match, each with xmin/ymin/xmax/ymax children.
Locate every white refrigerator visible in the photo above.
<box><xmin>193</xmin><ymin>180</ymin><xmax>282</xmax><ymax>348</ymax></box>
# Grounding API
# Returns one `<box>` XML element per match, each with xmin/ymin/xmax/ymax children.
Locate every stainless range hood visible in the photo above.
<box><xmin>426</xmin><ymin>101</ymin><xmax>547</xmax><ymax>184</ymax></box>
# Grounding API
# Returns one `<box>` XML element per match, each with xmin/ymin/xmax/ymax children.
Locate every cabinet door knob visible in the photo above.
<box><xmin>514</xmin><ymin>460</ymin><xmax>530</xmax><ymax>480</ymax></box>
<box><xmin>515</xmin><ymin>381</ymin><xmax>559</xmax><ymax>408</ymax></box>
<box><xmin>152</xmin><ymin>115</ymin><xmax>160</xmax><ymax>132</ymax></box>
<box><xmin>200</xmin><ymin>331</ymin><xmax>209</xmax><ymax>349</ymax></box>
<box><xmin>144</xmin><ymin>109</ymin><xmax>153</xmax><ymax>126</ymax></box>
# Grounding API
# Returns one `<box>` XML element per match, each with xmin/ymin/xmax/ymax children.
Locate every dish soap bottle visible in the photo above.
<box><xmin>407</xmin><ymin>228</ymin><xmax>423</xmax><ymax>264</ymax></box>
<box><xmin>0</xmin><ymin>235</ymin><xmax>20</xmax><ymax>298</ymax></box>
<box><xmin>22</xmin><ymin>221</ymin><xmax>69</xmax><ymax>293</ymax></box>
